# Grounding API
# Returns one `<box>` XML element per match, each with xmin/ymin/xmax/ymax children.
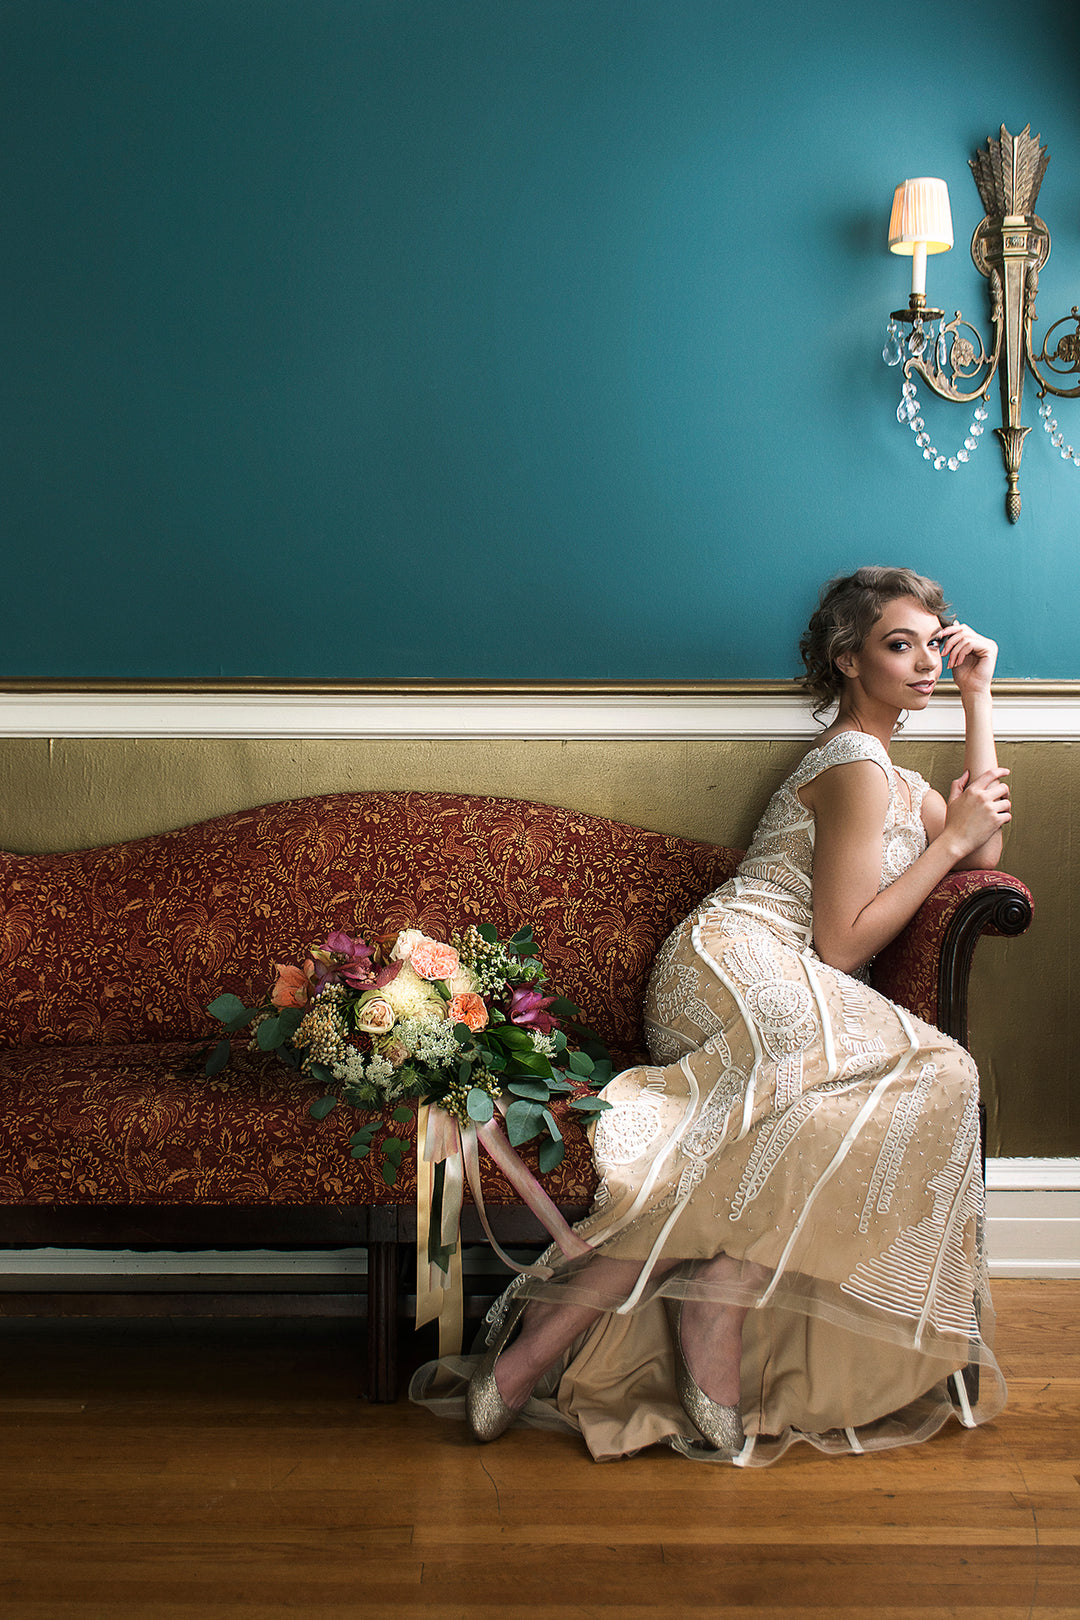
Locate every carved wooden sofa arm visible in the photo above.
<box><xmin>870</xmin><ymin>868</ymin><xmax>1034</xmax><ymax>1048</ymax></box>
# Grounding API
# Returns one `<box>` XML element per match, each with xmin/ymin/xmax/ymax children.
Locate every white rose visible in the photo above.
<box><xmin>390</xmin><ymin>929</ymin><xmax>429</xmax><ymax>963</ymax></box>
<box><xmin>449</xmin><ymin>966</ymin><xmax>480</xmax><ymax>997</ymax></box>
<box><xmin>355</xmin><ymin>996</ymin><xmax>395</xmax><ymax>1035</ymax></box>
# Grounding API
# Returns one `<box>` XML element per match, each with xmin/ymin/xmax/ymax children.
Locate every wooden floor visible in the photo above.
<box><xmin>0</xmin><ymin>1280</ymin><xmax>1077</xmax><ymax>1619</ymax></box>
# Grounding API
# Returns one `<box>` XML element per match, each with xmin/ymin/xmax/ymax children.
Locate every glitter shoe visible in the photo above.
<box><xmin>466</xmin><ymin>1297</ymin><xmax>528</xmax><ymax>1443</ymax></box>
<box><xmin>663</xmin><ymin>1293</ymin><xmax>745</xmax><ymax>1455</ymax></box>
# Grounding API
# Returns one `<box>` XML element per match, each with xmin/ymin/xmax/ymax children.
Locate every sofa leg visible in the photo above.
<box><xmin>366</xmin><ymin>1239</ymin><xmax>399</xmax><ymax>1402</ymax></box>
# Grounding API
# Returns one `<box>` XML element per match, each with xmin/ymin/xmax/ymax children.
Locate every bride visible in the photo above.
<box><xmin>411</xmin><ymin>566</ymin><xmax>1012</xmax><ymax>1466</ymax></box>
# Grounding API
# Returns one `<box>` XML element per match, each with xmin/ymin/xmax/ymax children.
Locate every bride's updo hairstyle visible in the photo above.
<box><xmin>799</xmin><ymin>566</ymin><xmax>952</xmax><ymax>718</ymax></box>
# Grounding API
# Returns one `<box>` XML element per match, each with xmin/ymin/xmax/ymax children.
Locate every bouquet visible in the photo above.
<box><xmin>205</xmin><ymin>922</ymin><xmax>611</xmax><ymax>1345</ymax></box>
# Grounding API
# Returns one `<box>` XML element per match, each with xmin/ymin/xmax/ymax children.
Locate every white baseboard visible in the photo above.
<box><xmin>0</xmin><ymin>1161</ymin><xmax>1076</xmax><ymax>1282</ymax></box>
<box><xmin>985</xmin><ymin>1157</ymin><xmax>1080</xmax><ymax>1278</ymax></box>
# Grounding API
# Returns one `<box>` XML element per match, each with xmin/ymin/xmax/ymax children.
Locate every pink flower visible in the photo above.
<box><xmin>409</xmin><ymin>938</ymin><xmax>461</xmax><ymax>982</ymax></box>
<box><xmin>271</xmin><ymin>961</ymin><xmax>316</xmax><ymax>1009</ymax></box>
<box><xmin>509</xmin><ymin>986</ymin><xmax>559</xmax><ymax>1034</ymax></box>
<box><xmin>448</xmin><ymin>992</ymin><xmax>489</xmax><ymax>1032</ymax></box>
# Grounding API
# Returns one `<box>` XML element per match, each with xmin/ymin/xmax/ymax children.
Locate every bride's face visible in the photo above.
<box><xmin>839</xmin><ymin>596</ymin><xmax>948</xmax><ymax>711</ymax></box>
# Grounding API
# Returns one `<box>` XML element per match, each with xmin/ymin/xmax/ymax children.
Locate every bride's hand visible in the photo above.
<box><xmin>938</xmin><ymin>622</ymin><xmax>998</xmax><ymax>699</ymax></box>
<box><xmin>943</xmin><ymin>766</ymin><xmax>1011</xmax><ymax>855</ymax></box>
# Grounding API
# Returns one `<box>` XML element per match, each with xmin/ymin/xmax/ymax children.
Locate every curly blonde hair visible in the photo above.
<box><xmin>798</xmin><ymin>567</ymin><xmax>952</xmax><ymax>716</ymax></box>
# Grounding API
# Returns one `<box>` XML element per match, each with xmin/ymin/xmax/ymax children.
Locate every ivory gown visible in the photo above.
<box><xmin>411</xmin><ymin>731</ymin><xmax>1006</xmax><ymax>1465</ymax></box>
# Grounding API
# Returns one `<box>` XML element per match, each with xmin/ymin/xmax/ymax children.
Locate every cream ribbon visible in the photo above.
<box><xmin>414</xmin><ymin>1101</ymin><xmax>593</xmax><ymax>1356</ymax></box>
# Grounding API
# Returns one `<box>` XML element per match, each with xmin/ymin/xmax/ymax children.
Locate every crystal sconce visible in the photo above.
<box><xmin>883</xmin><ymin>125</ymin><xmax>1080</xmax><ymax>522</ymax></box>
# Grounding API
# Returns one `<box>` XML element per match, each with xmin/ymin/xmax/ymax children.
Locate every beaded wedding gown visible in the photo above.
<box><xmin>411</xmin><ymin>732</ymin><xmax>1006</xmax><ymax>1465</ymax></box>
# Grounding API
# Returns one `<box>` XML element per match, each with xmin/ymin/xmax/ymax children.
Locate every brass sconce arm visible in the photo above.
<box><xmin>1028</xmin><ymin>305</ymin><xmax>1080</xmax><ymax>400</ymax></box>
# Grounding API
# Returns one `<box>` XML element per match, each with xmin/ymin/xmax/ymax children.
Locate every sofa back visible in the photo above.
<box><xmin>0</xmin><ymin>791</ymin><xmax>739</xmax><ymax>1054</ymax></box>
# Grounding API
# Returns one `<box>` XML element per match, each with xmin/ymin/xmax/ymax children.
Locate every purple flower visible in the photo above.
<box><xmin>310</xmin><ymin>931</ymin><xmax>374</xmax><ymax>990</ymax></box>
<box><xmin>509</xmin><ymin>985</ymin><xmax>560</xmax><ymax>1035</ymax></box>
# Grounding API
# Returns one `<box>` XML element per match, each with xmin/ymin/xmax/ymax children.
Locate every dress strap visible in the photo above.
<box><xmin>795</xmin><ymin>731</ymin><xmax>893</xmax><ymax>787</ymax></box>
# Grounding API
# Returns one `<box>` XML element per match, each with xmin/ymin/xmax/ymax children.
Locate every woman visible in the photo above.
<box><xmin>412</xmin><ymin>566</ymin><xmax>1012</xmax><ymax>1466</ymax></box>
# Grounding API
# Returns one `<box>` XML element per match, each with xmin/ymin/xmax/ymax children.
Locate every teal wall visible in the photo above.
<box><xmin>3</xmin><ymin>0</ymin><xmax>1079</xmax><ymax>679</ymax></box>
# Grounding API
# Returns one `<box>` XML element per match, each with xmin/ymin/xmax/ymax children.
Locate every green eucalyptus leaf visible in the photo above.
<box><xmin>477</xmin><ymin>923</ymin><xmax>499</xmax><ymax>943</ymax></box>
<box><xmin>309</xmin><ymin>1095</ymin><xmax>338</xmax><ymax>1121</ymax></box>
<box><xmin>391</xmin><ymin>1106</ymin><xmax>414</xmax><ymax>1123</ymax></box>
<box><xmin>467</xmin><ymin>1087</ymin><xmax>495</xmax><ymax>1123</ymax></box>
<box><xmin>541</xmin><ymin>1107</ymin><xmax>562</xmax><ymax>1142</ymax></box>
<box><xmin>507</xmin><ymin>1077</ymin><xmax>551</xmax><ymax>1102</ymax></box>
<box><xmin>505</xmin><ymin>1098</ymin><xmax>545</xmax><ymax>1146</ymax></box>
<box><xmin>381</xmin><ymin>1160</ymin><xmax>399</xmax><ymax>1188</ymax></box>
<box><xmin>203</xmin><ymin>1038</ymin><xmax>232</xmax><ymax>1077</ymax></box>
<box><xmin>538</xmin><ymin>1136</ymin><xmax>564</xmax><ymax>1174</ymax></box>
<box><xmin>569</xmin><ymin>1095</ymin><xmax>612</xmax><ymax>1114</ymax></box>
<box><xmin>206</xmin><ymin>993</ymin><xmax>251</xmax><ymax>1025</ymax></box>
<box><xmin>567</xmin><ymin>1050</ymin><xmax>594</xmax><ymax>1077</ymax></box>
<box><xmin>256</xmin><ymin>1015</ymin><xmax>285</xmax><ymax>1051</ymax></box>
<box><xmin>350</xmin><ymin>1145</ymin><xmax>370</xmax><ymax>1159</ymax></box>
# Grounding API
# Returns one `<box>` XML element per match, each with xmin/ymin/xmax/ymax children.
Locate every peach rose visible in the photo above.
<box><xmin>271</xmin><ymin>961</ymin><xmax>315</xmax><ymax>1009</ymax></box>
<box><xmin>355</xmin><ymin>996</ymin><xmax>396</xmax><ymax>1035</ymax></box>
<box><xmin>448</xmin><ymin>992</ymin><xmax>488</xmax><ymax>1033</ymax></box>
<box><xmin>409</xmin><ymin>938</ymin><xmax>461</xmax><ymax>982</ymax></box>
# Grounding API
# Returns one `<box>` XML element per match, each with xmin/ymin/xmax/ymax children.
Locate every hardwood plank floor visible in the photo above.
<box><xmin>0</xmin><ymin>1280</ymin><xmax>1076</xmax><ymax>1618</ymax></box>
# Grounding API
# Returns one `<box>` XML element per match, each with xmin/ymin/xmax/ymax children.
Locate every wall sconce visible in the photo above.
<box><xmin>883</xmin><ymin>124</ymin><xmax>1080</xmax><ymax>522</ymax></box>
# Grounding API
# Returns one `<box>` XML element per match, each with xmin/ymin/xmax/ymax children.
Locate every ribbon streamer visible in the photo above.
<box><xmin>414</xmin><ymin>1101</ymin><xmax>592</xmax><ymax>1355</ymax></box>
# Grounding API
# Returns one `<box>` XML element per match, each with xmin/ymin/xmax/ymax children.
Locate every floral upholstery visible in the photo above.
<box><xmin>0</xmin><ymin>792</ymin><xmax>738</xmax><ymax>1206</ymax></box>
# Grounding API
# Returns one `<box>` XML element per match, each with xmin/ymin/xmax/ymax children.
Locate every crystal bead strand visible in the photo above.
<box><xmin>895</xmin><ymin>376</ymin><xmax>989</xmax><ymax>471</ymax></box>
<box><xmin>1038</xmin><ymin>400</ymin><xmax>1080</xmax><ymax>466</ymax></box>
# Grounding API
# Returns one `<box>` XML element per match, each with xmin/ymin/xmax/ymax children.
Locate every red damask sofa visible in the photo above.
<box><xmin>0</xmin><ymin>790</ymin><xmax>1033</xmax><ymax>1398</ymax></box>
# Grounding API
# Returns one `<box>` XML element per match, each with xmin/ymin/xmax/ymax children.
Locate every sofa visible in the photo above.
<box><xmin>0</xmin><ymin>789</ymin><xmax>1033</xmax><ymax>1398</ymax></box>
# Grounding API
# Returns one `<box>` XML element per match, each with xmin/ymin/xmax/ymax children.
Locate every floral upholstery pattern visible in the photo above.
<box><xmin>0</xmin><ymin>792</ymin><xmax>739</xmax><ymax>1206</ymax></box>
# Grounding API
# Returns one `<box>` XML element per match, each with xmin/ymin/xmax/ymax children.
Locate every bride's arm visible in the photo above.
<box><xmin>808</xmin><ymin>758</ymin><xmax>1010</xmax><ymax>974</ymax></box>
<box><xmin>921</xmin><ymin>622</ymin><xmax>1007</xmax><ymax>870</ymax></box>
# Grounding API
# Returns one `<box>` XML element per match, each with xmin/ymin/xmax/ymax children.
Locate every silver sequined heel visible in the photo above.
<box><xmin>466</xmin><ymin>1297</ymin><xmax>528</xmax><ymax>1443</ymax></box>
<box><xmin>663</xmin><ymin>1293</ymin><xmax>745</xmax><ymax>1455</ymax></box>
